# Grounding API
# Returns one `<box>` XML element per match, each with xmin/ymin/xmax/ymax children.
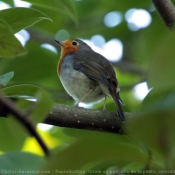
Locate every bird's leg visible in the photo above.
<box><xmin>103</xmin><ymin>96</ymin><xmax>107</xmax><ymax>110</ymax></box>
<box><xmin>75</xmin><ymin>87</ymin><xmax>95</xmax><ymax>107</ymax></box>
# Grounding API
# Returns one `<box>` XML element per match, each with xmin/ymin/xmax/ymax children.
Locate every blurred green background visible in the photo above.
<box><xmin>1</xmin><ymin>0</ymin><xmax>175</xmax><ymax>173</ymax></box>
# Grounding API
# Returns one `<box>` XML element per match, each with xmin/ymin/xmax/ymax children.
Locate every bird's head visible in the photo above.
<box><xmin>55</xmin><ymin>39</ymin><xmax>91</xmax><ymax>58</ymax></box>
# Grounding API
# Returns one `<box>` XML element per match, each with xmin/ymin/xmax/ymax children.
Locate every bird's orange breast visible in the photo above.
<box><xmin>57</xmin><ymin>44</ymin><xmax>79</xmax><ymax>76</ymax></box>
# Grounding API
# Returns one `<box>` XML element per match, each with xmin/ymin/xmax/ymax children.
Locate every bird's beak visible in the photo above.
<box><xmin>55</xmin><ymin>40</ymin><xmax>64</xmax><ymax>47</ymax></box>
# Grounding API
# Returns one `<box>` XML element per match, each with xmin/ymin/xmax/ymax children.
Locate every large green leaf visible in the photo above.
<box><xmin>0</xmin><ymin>41</ymin><xmax>60</xmax><ymax>86</ymax></box>
<box><xmin>0</xmin><ymin>71</ymin><xmax>14</xmax><ymax>86</ymax></box>
<box><xmin>126</xmin><ymin>110</ymin><xmax>175</xmax><ymax>169</ymax></box>
<box><xmin>22</xmin><ymin>0</ymin><xmax>78</xmax><ymax>25</ymax></box>
<box><xmin>1</xmin><ymin>84</ymin><xmax>53</xmax><ymax>123</ymax></box>
<box><xmin>0</xmin><ymin>7</ymin><xmax>52</xmax><ymax>33</ymax></box>
<box><xmin>0</xmin><ymin>152</ymin><xmax>45</xmax><ymax>174</ymax></box>
<box><xmin>31</xmin><ymin>90</ymin><xmax>53</xmax><ymax>123</ymax></box>
<box><xmin>0</xmin><ymin>117</ymin><xmax>27</xmax><ymax>151</ymax></box>
<box><xmin>1</xmin><ymin>84</ymin><xmax>44</xmax><ymax>98</ymax></box>
<box><xmin>42</xmin><ymin>133</ymin><xmax>147</xmax><ymax>172</ymax></box>
<box><xmin>147</xmin><ymin>32</ymin><xmax>175</xmax><ymax>91</ymax></box>
<box><xmin>0</xmin><ymin>19</ymin><xmax>26</xmax><ymax>58</ymax></box>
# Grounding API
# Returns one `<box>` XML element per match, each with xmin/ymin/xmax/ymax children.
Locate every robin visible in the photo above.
<box><xmin>55</xmin><ymin>39</ymin><xmax>125</xmax><ymax>121</ymax></box>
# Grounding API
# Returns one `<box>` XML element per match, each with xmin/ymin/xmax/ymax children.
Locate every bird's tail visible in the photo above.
<box><xmin>111</xmin><ymin>91</ymin><xmax>125</xmax><ymax>121</ymax></box>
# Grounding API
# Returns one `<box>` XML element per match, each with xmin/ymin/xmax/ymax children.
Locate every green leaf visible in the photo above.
<box><xmin>85</xmin><ymin>163</ymin><xmax>115</xmax><ymax>175</ymax></box>
<box><xmin>126</xmin><ymin>112</ymin><xmax>163</xmax><ymax>152</ymax></box>
<box><xmin>0</xmin><ymin>19</ymin><xmax>26</xmax><ymax>58</ymax></box>
<box><xmin>42</xmin><ymin>133</ymin><xmax>147</xmax><ymax>172</ymax></box>
<box><xmin>0</xmin><ymin>7</ymin><xmax>52</xmax><ymax>33</ymax></box>
<box><xmin>1</xmin><ymin>84</ymin><xmax>44</xmax><ymax>98</ymax></box>
<box><xmin>147</xmin><ymin>32</ymin><xmax>175</xmax><ymax>91</ymax></box>
<box><xmin>22</xmin><ymin>0</ymin><xmax>78</xmax><ymax>26</ymax></box>
<box><xmin>121</xmin><ymin>162</ymin><xmax>145</xmax><ymax>171</ymax></box>
<box><xmin>0</xmin><ymin>71</ymin><xmax>14</xmax><ymax>86</ymax></box>
<box><xmin>0</xmin><ymin>152</ymin><xmax>45</xmax><ymax>173</ymax></box>
<box><xmin>126</xmin><ymin>106</ymin><xmax>175</xmax><ymax>170</ymax></box>
<box><xmin>0</xmin><ymin>118</ymin><xmax>26</xmax><ymax>151</ymax></box>
<box><xmin>31</xmin><ymin>90</ymin><xmax>53</xmax><ymax>123</ymax></box>
<box><xmin>1</xmin><ymin>84</ymin><xmax>53</xmax><ymax>123</ymax></box>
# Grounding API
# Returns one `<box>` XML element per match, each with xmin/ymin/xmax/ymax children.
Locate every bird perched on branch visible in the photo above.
<box><xmin>55</xmin><ymin>39</ymin><xmax>125</xmax><ymax>121</ymax></box>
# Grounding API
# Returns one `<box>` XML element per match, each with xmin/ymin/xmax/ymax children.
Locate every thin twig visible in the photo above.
<box><xmin>0</xmin><ymin>94</ymin><xmax>50</xmax><ymax>156</ymax></box>
<box><xmin>152</xmin><ymin>0</ymin><xmax>175</xmax><ymax>29</ymax></box>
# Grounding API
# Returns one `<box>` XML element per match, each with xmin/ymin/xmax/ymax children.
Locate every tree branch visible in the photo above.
<box><xmin>44</xmin><ymin>104</ymin><xmax>136</xmax><ymax>134</ymax></box>
<box><xmin>0</xmin><ymin>101</ymin><xmax>136</xmax><ymax>134</ymax></box>
<box><xmin>152</xmin><ymin>0</ymin><xmax>175</xmax><ymax>29</ymax></box>
<box><xmin>0</xmin><ymin>94</ymin><xmax>49</xmax><ymax>156</ymax></box>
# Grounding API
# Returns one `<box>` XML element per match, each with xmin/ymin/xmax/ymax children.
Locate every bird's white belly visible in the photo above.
<box><xmin>60</xmin><ymin>65</ymin><xmax>105</xmax><ymax>103</ymax></box>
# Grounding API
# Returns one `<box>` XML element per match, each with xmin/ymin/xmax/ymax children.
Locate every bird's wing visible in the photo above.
<box><xmin>73</xmin><ymin>50</ymin><xmax>125</xmax><ymax>121</ymax></box>
<box><xmin>72</xmin><ymin>50</ymin><xmax>117</xmax><ymax>91</ymax></box>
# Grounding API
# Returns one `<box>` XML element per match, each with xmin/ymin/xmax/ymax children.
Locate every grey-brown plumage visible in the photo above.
<box><xmin>55</xmin><ymin>39</ymin><xmax>125</xmax><ymax>121</ymax></box>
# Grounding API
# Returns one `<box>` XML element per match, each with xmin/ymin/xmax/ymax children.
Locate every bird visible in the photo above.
<box><xmin>55</xmin><ymin>39</ymin><xmax>125</xmax><ymax>121</ymax></box>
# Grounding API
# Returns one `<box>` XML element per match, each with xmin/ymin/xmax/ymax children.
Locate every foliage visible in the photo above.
<box><xmin>0</xmin><ymin>0</ymin><xmax>175</xmax><ymax>174</ymax></box>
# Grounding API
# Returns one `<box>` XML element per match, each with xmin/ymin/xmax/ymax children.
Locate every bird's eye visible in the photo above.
<box><xmin>72</xmin><ymin>41</ymin><xmax>78</xmax><ymax>46</ymax></box>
